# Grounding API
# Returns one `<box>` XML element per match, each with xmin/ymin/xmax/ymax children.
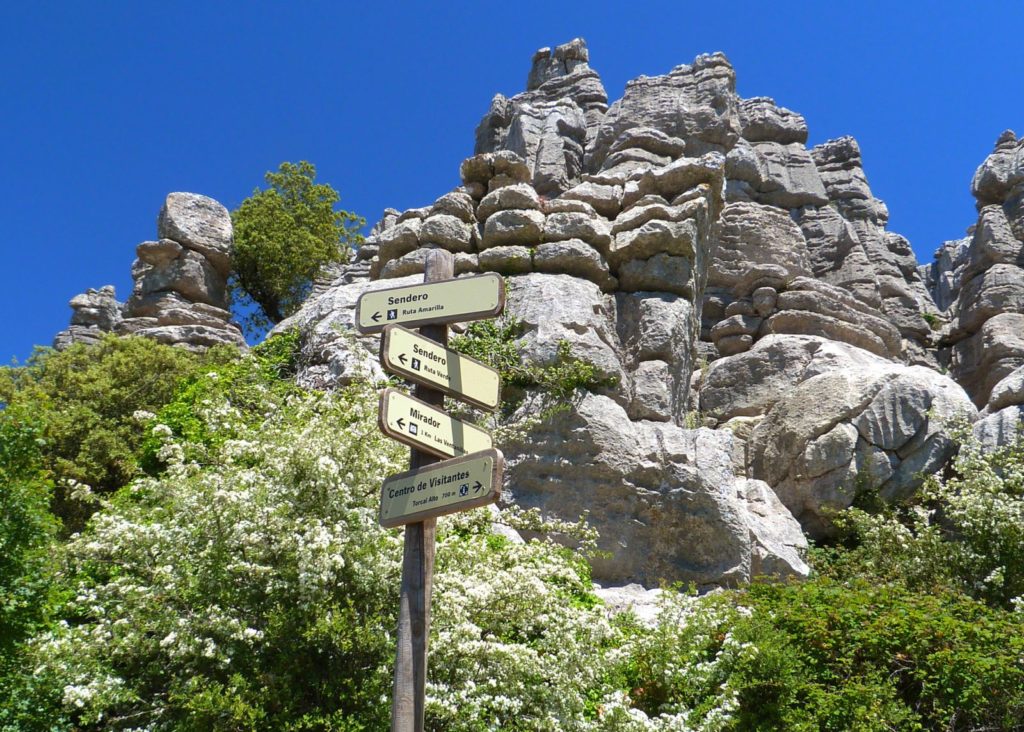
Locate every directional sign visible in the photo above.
<box><xmin>379</xmin><ymin>448</ymin><xmax>503</xmax><ymax>528</ymax></box>
<box><xmin>380</xmin><ymin>325</ymin><xmax>501</xmax><ymax>411</ymax></box>
<box><xmin>355</xmin><ymin>273</ymin><xmax>505</xmax><ymax>334</ymax></box>
<box><xmin>378</xmin><ymin>388</ymin><xmax>492</xmax><ymax>459</ymax></box>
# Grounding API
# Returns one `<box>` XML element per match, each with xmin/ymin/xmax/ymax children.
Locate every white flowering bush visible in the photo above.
<box><xmin>832</xmin><ymin>423</ymin><xmax>1024</xmax><ymax>609</ymax></box>
<box><xmin>10</xmin><ymin>334</ymin><xmax>1021</xmax><ymax>731</ymax></box>
<box><xmin>14</xmin><ymin>383</ymin><xmax>405</xmax><ymax>730</ymax></box>
<box><xmin>8</xmin><ymin>349</ymin><xmax>750</xmax><ymax>731</ymax></box>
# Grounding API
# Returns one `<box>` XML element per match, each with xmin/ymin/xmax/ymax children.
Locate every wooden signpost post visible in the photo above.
<box><xmin>357</xmin><ymin>253</ymin><xmax>504</xmax><ymax>732</ymax></box>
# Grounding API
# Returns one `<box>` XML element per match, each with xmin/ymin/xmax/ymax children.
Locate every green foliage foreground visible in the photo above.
<box><xmin>0</xmin><ymin>335</ymin><xmax>1022</xmax><ymax>730</ymax></box>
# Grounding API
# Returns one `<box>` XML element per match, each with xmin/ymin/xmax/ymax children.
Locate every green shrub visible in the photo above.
<box><xmin>729</xmin><ymin>578</ymin><xmax>1024</xmax><ymax>731</ymax></box>
<box><xmin>139</xmin><ymin>330</ymin><xmax>301</xmax><ymax>472</ymax></box>
<box><xmin>0</xmin><ymin>410</ymin><xmax>59</xmax><ymax>657</ymax></box>
<box><xmin>449</xmin><ymin>316</ymin><xmax>617</xmax><ymax>418</ymax></box>
<box><xmin>231</xmin><ymin>161</ymin><xmax>364</xmax><ymax>336</ymax></box>
<box><xmin>0</xmin><ymin>335</ymin><xmax>230</xmax><ymax>529</ymax></box>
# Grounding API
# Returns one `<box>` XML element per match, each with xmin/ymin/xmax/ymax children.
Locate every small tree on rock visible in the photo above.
<box><xmin>231</xmin><ymin>161</ymin><xmax>363</xmax><ymax>336</ymax></box>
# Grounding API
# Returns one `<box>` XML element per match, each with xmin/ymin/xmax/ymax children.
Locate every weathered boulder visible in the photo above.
<box><xmin>700</xmin><ymin>335</ymin><xmax>890</xmax><ymax>422</ymax></box>
<box><xmin>748</xmin><ymin>362</ymin><xmax>976</xmax><ymax>537</ymax></box>
<box><xmin>984</xmin><ymin>364</ymin><xmax>1024</xmax><ymax>415</ymax></box>
<box><xmin>505</xmin><ymin>274</ymin><xmax>622</xmax><ymax>387</ymax></box>
<box><xmin>533</xmin><ymin>239</ymin><xmax>615</xmax><ymax>290</ymax></box>
<box><xmin>971</xmin><ymin>130</ymin><xmax>1024</xmax><ymax>208</ymax></box>
<box><xmin>504</xmin><ymin>392</ymin><xmax>807</xmax><ymax>586</ymax></box>
<box><xmin>708</xmin><ymin>201</ymin><xmax>811</xmax><ymax>295</ymax></box>
<box><xmin>157</xmin><ymin>192</ymin><xmax>233</xmax><ymax>276</ymax></box>
<box><xmin>588</xmin><ymin>52</ymin><xmax>740</xmax><ymax>168</ymax></box>
<box><xmin>481</xmin><ymin>209</ymin><xmax>545</xmax><ymax>249</ymax></box>
<box><xmin>950</xmin><ymin>313</ymin><xmax>1024</xmax><ymax>407</ymax></box>
<box><xmin>69</xmin><ymin>192</ymin><xmax>249</xmax><ymax>352</ymax></box>
<box><xmin>973</xmin><ymin>405</ymin><xmax>1024</xmax><ymax>452</ymax></box>
<box><xmin>738</xmin><ymin>97</ymin><xmax>808</xmax><ymax>145</ymax></box>
<box><xmin>475</xmin><ymin>39</ymin><xmax>607</xmax><ymax>196</ymax></box>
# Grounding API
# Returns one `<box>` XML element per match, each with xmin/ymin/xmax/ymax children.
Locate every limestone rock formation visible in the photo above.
<box><xmin>931</xmin><ymin>132</ymin><xmax>1024</xmax><ymax>431</ymax></box>
<box><xmin>53</xmin><ymin>286</ymin><xmax>123</xmax><ymax>349</ymax></box>
<box><xmin>503</xmin><ymin>392</ymin><xmax>808</xmax><ymax>586</ymax></box>
<box><xmin>273</xmin><ymin>39</ymin><xmax>1017</xmax><ymax>588</ymax></box>
<box><xmin>702</xmin><ymin>335</ymin><xmax>976</xmax><ymax>537</ymax></box>
<box><xmin>55</xmin><ymin>193</ymin><xmax>245</xmax><ymax>352</ymax></box>
<box><xmin>119</xmin><ymin>193</ymin><xmax>245</xmax><ymax>350</ymax></box>
<box><xmin>475</xmin><ymin>39</ymin><xmax>608</xmax><ymax>197</ymax></box>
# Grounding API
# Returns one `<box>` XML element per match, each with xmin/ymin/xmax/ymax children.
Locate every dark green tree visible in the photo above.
<box><xmin>231</xmin><ymin>161</ymin><xmax>364</xmax><ymax>335</ymax></box>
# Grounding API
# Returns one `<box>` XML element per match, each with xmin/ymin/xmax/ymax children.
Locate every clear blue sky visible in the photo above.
<box><xmin>3</xmin><ymin>1</ymin><xmax>1021</xmax><ymax>363</ymax></box>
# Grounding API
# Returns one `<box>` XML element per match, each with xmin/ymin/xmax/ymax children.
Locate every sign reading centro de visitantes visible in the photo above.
<box><xmin>354</xmin><ymin>273</ymin><xmax>505</xmax><ymax>334</ymax></box>
<box><xmin>380</xmin><ymin>325</ymin><xmax>501</xmax><ymax>411</ymax></box>
<box><xmin>378</xmin><ymin>388</ymin><xmax>492</xmax><ymax>459</ymax></box>
<box><xmin>379</xmin><ymin>448</ymin><xmax>504</xmax><ymax>528</ymax></box>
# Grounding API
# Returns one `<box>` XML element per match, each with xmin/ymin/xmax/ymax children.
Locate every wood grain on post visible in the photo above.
<box><xmin>391</xmin><ymin>249</ymin><xmax>453</xmax><ymax>732</ymax></box>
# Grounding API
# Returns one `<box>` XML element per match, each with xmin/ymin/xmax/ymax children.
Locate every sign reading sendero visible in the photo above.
<box><xmin>354</xmin><ymin>273</ymin><xmax>504</xmax><ymax>334</ymax></box>
<box><xmin>379</xmin><ymin>448</ymin><xmax>503</xmax><ymax>528</ymax></box>
<box><xmin>378</xmin><ymin>388</ymin><xmax>492</xmax><ymax>459</ymax></box>
<box><xmin>380</xmin><ymin>325</ymin><xmax>501</xmax><ymax>411</ymax></box>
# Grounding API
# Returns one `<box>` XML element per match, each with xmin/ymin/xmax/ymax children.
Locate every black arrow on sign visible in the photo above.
<box><xmin>371</xmin><ymin>311</ymin><xmax>382</xmax><ymax>322</ymax></box>
<box><xmin>396</xmin><ymin>417</ymin><xmax>406</xmax><ymax>430</ymax></box>
<box><xmin>473</xmin><ymin>481</ymin><xmax>482</xmax><ymax>493</ymax></box>
<box><xmin>398</xmin><ymin>353</ymin><xmax>408</xmax><ymax>365</ymax></box>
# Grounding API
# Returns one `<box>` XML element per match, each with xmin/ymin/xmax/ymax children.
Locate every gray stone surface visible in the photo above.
<box><xmin>476</xmin><ymin>183</ymin><xmax>543</xmax><ymax>222</ymax></box>
<box><xmin>951</xmin><ymin>312</ymin><xmax>1024</xmax><ymax>407</ymax></box>
<box><xmin>973</xmin><ymin>405</ymin><xmax>1024</xmax><ymax>452</ymax></box>
<box><xmin>588</xmin><ymin>52</ymin><xmax>740</xmax><ymax>168</ymax></box>
<box><xmin>157</xmin><ymin>192</ymin><xmax>233</xmax><ymax>276</ymax></box>
<box><xmin>971</xmin><ymin>130</ymin><xmax>1024</xmax><ymax>208</ymax></box>
<box><xmin>738</xmin><ymin>97</ymin><xmax>808</xmax><ymax>145</ymax></box>
<box><xmin>985</xmin><ymin>365</ymin><xmax>1024</xmax><ymax>414</ymax></box>
<box><xmin>478</xmin><ymin>245</ymin><xmax>534</xmax><ymax>275</ymax></box>
<box><xmin>418</xmin><ymin>214</ymin><xmax>474</xmax><ymax>252</ymax></box>
<box><xmin>533</xmin><ymin>239</ymin><xmax>615</xmax><ymax>290</ymax></box>
<box><xmin>53</xmin><ymin>286</ymin><xmax>124</xmax><ymax>350</ymax></box>
<box><xmin>271</xmin><ymin>273</ymin><xmax>422</xmax><ymax>389</ymax></box>
<box><xmin>504</xmin><ymin>392</ymin><xmax>807</xmax><ymax>586</ymax></box>
<box><xmin>709</xmin><ymin>201</ymin><xmax>811</xmax><ymax>295</ymax></box>
<box><xmin>748</xmin><ymin>364</ymin><xmax>976</xmax><ymax>537</ymax></box>
<box><xmin>481</xmin><ymin>209</ymin><xmax>545</xmax><ymax>249</ymax></box>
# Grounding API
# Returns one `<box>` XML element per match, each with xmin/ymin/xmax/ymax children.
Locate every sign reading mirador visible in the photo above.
<box><xmin>378</xmin><ymin>388</ymin><xmax>493</xmax><ymax>459</ymax></box>
<box><xmin>354</xmin><ymin>273</ymin><xmax>505</xmax><ymax>334</ymax></box>
<box><xmin>380</xmin><ymin>325</ymin><xmax>501</xmax><ymax>411</ymax></box>
<box><xmin>379</xmin><ymin>448</ymin><xmax>504</xmax><ymax>528</ymax></box>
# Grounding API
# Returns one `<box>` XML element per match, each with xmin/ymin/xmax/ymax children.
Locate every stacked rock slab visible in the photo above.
<box><xmin>53</xmin><ymin>286</ymin><xmax>123</xmax><ymax>349</ymax></box>
<box><xmin>926</xmin><ymin>131</ymin><xmax>1024</xmax><ymax>447</ymax></box>
<box><xmin>479</xmin><ymin>46</ymin><xmax>936</xmax><ymax>364</ymax></box>
<box><xmin>118</xmin><ymin>193</ymin><xmax>246</xmax><ymax>350</ymax></box>
<box><xmin>709</xmin><ymin>109</ymin><xmax>937</xmax><ymax>365</ymax></box>
<box><xmin>475</xmin><ymin>39</ymin><xmax>608</xmax><ymax>197</ymax></box>
<box><xmin>54</xmin><ymin>193</ymin><xmax>245</xmax><ymax>352</ymax></box>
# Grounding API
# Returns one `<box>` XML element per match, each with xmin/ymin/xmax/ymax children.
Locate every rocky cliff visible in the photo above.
<box><xmin>58</xmin><ymin>40</ymin><xmax>1024</xmax><ymax>591</ymax></box>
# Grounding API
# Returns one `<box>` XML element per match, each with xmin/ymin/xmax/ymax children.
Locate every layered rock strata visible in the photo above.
<box><xmin>931</xmin><ymin>133</ymin><xmax>1024</xmax><ymax>416</ymax></box>
<box><xmin>701</xmin><ymin>335</ymin><xmax>976</xmax><ymax>537</ymax></box>
<box><xmin>55</xmin><ymin>193</ymin><xmax>245</xmax><ymax>352</ymax></box>
<box><xmin>52</xmin><ymin>286</ymin><xmax>123</xmax><ymax>349</ymax></box>
<box><xmin>274</xmin><ymin>40</ymin><xmax>1013</xmax><ymax>585</ymax></box>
